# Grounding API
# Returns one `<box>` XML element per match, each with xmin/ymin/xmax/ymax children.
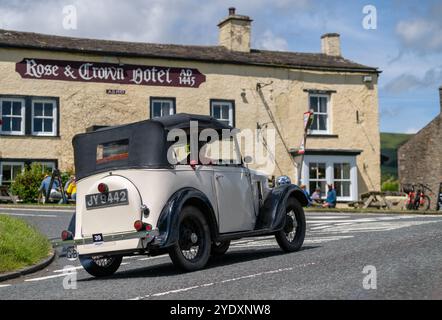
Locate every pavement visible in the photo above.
<box><xmin>1</xmin><ymin>207</ymin><xmax>442</xmax><ymax>300</ymax></box>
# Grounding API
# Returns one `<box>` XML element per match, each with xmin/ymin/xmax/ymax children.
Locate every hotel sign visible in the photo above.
<box><xmin>15</xmin><ymin>58</ymin><xmax>206</xmax><ymax>88</ymax></box>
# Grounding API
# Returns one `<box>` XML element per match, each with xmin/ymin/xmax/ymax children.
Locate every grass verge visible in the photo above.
<box><xmin>0</xmin><ymin>215</ymin><xmax>51</xmax><ymax>273</ymax></box>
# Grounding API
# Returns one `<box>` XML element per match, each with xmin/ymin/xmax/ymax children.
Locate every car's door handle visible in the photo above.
<box><xmin>215</xmin><ymin>174</ymin><xmax>224</xmax><ymax>180</ymax></box>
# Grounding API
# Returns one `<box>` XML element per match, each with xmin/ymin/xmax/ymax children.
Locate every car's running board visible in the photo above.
<box><xmin>216</xmin><ymin>228</ymin><xmax>278</xmax><ymax>242</ymax></box>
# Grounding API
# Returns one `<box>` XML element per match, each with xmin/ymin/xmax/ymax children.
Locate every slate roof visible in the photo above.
<box><xmin>0</xmin><ymin>29</ymin><xmax>379</xmax><ymax>73</ymax></box>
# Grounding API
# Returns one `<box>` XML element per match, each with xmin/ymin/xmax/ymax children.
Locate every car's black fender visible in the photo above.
<box><xmin>156</xmin><ymin>187</ymin><xmax>219</xmax><ymax>248</ymax></box>
<box><xmin>256</xmin><ymin>184</ymin><xmax>308</xmax><ymax>231</ymax></box>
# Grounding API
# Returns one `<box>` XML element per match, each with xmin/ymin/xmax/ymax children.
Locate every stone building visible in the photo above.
<box><xmin>398</xmin><ymin>87</ymin><xmax>442</xmax><ymax>210</ymax></box>
<box><xmin>0</xmin><ymin>8</ymin><xmax>381</xmax><ymax>202</ymax></box>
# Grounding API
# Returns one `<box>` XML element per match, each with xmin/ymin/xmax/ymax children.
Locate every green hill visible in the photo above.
<box><xmin>380</xmin><ymin>132</ymin><xmax>414</xmax><ymax>181</ymax></box>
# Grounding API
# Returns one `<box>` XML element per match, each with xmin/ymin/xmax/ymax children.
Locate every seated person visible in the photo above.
<box><xmin>322</xmin><ymin>184</ymin><xmax>337</xmax><ymax>208</ymax></box>
<box><xmin>311</xmin><ymin>188</ymin><xmax>323</xmax><ymax>206</ymax></box>
<box><xmin>66</xmin><ymin>177</ymin><xmax>77</xmax><ymax>202</ymax></box>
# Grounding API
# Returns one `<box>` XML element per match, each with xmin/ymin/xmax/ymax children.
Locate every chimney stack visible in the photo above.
<box><xmin>218</xmin><ymin>7</ymin><xmax>253</xmax><ymax>52</ymax></box>
<box><xmin>321</xmin><ymin>33</ymin><xmax>341</xmax><ymax>56</ymax></box>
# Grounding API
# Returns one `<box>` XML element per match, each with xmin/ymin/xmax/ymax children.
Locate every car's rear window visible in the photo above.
<box><xmin>96</xmin><ymin>139</ymin><xmax>129</xmax><ymax>165</ymax></box>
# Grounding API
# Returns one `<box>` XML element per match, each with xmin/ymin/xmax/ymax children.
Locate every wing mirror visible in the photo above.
<box><xmin>243</xmin><ymin>156</ymin><xmax>253</xmax><ymax>164</ymax></box>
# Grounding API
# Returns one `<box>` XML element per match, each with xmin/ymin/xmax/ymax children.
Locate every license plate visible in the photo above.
<box><xmin>85</xmin><ymin>189</ymin><xmax>129</xmax><ymax>210</ymax></box>
<box><xmin>92</xmin><ymin>233</ymin><xmax>104</xmax><ymax>244</ymax></box>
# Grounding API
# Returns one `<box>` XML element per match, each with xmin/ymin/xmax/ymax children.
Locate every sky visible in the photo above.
<box><xmin>0</xmin><ymin>0</ymin><xmax>441</xmax><ymax>134</ymax></box>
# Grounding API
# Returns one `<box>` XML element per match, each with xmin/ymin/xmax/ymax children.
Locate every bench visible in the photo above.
<box><xmin>0</xmin><ymin>186</ymin><xmax>18</xmax><ymax>204</ymax></box>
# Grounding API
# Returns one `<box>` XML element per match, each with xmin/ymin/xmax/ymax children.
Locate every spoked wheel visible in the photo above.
<box><xmin>169</xmin><ymin>206</ymin><xmax>211</xmax><ymax>271</ymax></box>
<box><xmin>211</xmin><ymin>240</ymin><xmax>231</xmax><ymax>256</ymax></box>
<box><xmin>417</xmin><ymin>195</ymin><xmax>431</xmax><ymax>211</ymax></box>
<box><xmin>275</xmin><ymin>197</ymin><xmax>306</xmax><ymax>252</ymax></box>
<box><xmin>79</xmin><ymin>255</ymin><xmax>122</xmax><ymax>277</ymax></box>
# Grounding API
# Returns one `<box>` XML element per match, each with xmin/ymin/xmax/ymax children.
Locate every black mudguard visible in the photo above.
<box><xmin>255</xmin><ymin>184</ymin><xmax>308</xmax><ymax>231</ymax></box>
<box><xmin>155</xmin><ymin>187</ymin><xmax>218</xmax><ymax>248</ymax></box>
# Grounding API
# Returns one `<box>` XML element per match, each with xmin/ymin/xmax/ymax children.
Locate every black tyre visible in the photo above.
<box><xmin>275</xmin><ymin>197</ymin><xmax>306</xmax><ymax>252</ymax></box>
<box><xmin>79</xmin><ymin>255</ymin><xmax>122</xmax><ymax>277</ymax></box>
<box><xmin>211</xmin><ymin>241</ymin><xmax>231</xmax><ymax>256</ymax></box>
<box><xmin>169</xmin><ymin>206</ymin><xmax>211</xmax><ymax>271</ymax></box>
<box><xmin>417</xmin><ymin>195</ymin><xmax>431</xmax><ymax>211</ymax></box>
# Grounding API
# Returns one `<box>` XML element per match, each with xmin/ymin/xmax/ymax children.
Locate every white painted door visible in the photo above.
<box><xmin>214</xmin><ymin>166</ymin><xmax>255</xmax><ymax>233</ymax></box>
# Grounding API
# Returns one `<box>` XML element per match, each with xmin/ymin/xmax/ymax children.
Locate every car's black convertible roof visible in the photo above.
<box><xmin>72</xmin><ymin>114</ymin><xmax>232</xmax><ymax>180</ymax></box>
<box><xmin>152</xmin><ymin>113</ymin><xmax>231</xmax><ymax>130</ymax></box>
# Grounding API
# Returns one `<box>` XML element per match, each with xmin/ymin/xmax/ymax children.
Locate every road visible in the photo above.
<box><xmin>1</xmin><ymin>207</ymin><xmax>442</xmax><ymax>300</ymax></box>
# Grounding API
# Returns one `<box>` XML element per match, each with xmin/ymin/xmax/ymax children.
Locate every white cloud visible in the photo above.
<box><xmin>383</xmin><ymin>66</ymin><xmax>442</xmax><ymax>94</ymax></box>
<box><xmin>256</xmin><ymin>30</ymin><xmax>288</xmax><ymax>51</ymax></box>
<box><xmin>395</xmin><ymin>3</ymin><xmax>442</xmax><ymax>55</ymax></box>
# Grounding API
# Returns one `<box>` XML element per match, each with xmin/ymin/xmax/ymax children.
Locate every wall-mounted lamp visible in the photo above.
<box><xmin>363</xmin><ymin>75</ymin><xmax>373</xmax><ymax>83</ymax></box>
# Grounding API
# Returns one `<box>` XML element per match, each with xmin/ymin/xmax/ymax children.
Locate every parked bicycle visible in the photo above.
<box><xmin>403</xmin><ymin>183</ymin><xmax>433</xmax><ymax>211</ymax></box>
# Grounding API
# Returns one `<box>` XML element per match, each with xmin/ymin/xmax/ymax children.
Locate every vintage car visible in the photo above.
<box><xmin>60</xmin><ymin>114</ymin><xmax>308</xmax><ymax>277</ymax></box>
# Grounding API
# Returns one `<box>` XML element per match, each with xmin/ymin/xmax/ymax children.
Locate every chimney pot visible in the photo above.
<box><xmin>229</xmin><ymin>7</ymin><xmax>236</xmax><ymax>16</ymax></box>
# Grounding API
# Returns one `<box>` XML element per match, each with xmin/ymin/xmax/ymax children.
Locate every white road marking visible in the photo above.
<box><xmin>0</xmin><ymin>284</ymin><xmax>11</xmax><ymax>288</ymax></box>
<box><xmin>310</xmin><ymin>220</ymin><xmax>440</xmax><ymax>234</ymax></box>
<box><xmin>230</xmin><ymin>235</ymin><xmax>354</xmax><ymax>248</ymax></box>
<box><xmin>0</xmin><ymin>207</ymin><xmax>74</xmax><ymax>213</ymax></box>
<box><xmin>0</xmin><ymin>212</ymin><xmax>58</xmax><ymax>218</ymax></box>
<box><xmin>53</xmin><ymin>266</ymin><xmax>83</xmax><ymax>273</ymax></box>
<box><xmin>138</xmin><ymin>255</ymin><xmax>168</xmax><ymax>261</ymax></box>
<box><xmin>130</xmin><ymin>262</ymin><xmax>316</xmax><ymax>300</ymax></box>
<box><xmin>25</xmin><ymin>273</ymin><xmax>70</xmax><ymax>282</ymax></box>
<box><xmin>307</xmin><ymin>216</ymin><xmax>351</xmax><ymax>219</ymax></box>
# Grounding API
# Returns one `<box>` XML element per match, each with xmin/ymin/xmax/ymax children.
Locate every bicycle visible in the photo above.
<box><xmin>404</xmin><ymin>183</ymin><xmax>433</xmax><ymax>211</ymax></box>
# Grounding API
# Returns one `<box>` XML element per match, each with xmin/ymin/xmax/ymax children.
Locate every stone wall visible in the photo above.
<box><xmin>398</xmin><ymin>115</ymin><xmax>442</xmax><ymax>210</ymax></box>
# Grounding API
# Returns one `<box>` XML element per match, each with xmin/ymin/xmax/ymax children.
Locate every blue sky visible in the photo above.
<box><xmin>0</xmin><ymin>0</ymin><xmax>441</xmax><ymax>133</ymax></box>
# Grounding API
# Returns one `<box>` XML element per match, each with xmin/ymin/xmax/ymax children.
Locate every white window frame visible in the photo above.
<box><xmin>301</xmin><ymin>155</ymin><xmax>358</xmax><ymax>202</ymax></box>
<box><xmin>31</xmin><ymin>99</ymin><xmax>57</xmax><ymax>136</ymax></box>
<box><xmin>0</xmin><ymin>98</ymin><xmax>26</xmax><ymax>135</ymax></box>
<box><xmin>307</xmin><ymin>162</ymin><xmax>327</xmax><ymax>196</ymax></box>
<box><xmin>308</xmin><ymin>94</ymin><xmax>331</xmax><ymax>135</ymax></box>
<box><xmin>210</xmin><ymin>100</ymin><xmax>234</xmax><ymax>127</ymax></box>
<box><xmin>333</xmin><ymin>163</ymin><xmax>352</xmax><ymax>199</ymax></box>
<box><xmin>150</xmin><ymin>98</ymin><xmax>175</xmax><ymax>118</ymax></box>
<box><xmin>0</xmin><ymin>161</ymin><xmax>24</xmax><ymax>186</ymax></box>
<box><xmin>32</xmin><ymin>161</ymin><xmax>56</xmax><ymax>174</ymax></box>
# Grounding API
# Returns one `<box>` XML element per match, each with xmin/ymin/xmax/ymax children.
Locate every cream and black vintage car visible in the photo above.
<box><xmin>60</xmin><ymin>114</ymin><xmax>308</xmax><ymax>277</ymax></box>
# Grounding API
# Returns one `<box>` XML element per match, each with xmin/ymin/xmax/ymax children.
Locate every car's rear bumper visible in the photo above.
<box><xmin>52</xmin><ymin>229</ymin><xmax>159</xmax><ymax>256</ymax></box>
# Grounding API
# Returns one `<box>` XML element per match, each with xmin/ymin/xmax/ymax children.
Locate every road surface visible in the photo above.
<box><xmin>1</xmin><ymin>207</ymin><xmax>442</xmax><ymax>300</ymax></box>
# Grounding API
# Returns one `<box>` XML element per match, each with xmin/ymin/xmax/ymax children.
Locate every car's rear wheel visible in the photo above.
<box><xmin>211</xmin><ymin>240</ymin><xmax>230</xmax><ymax>256</ymax></box>
<box><xmin>169</xmin><ymin>206</ymin><xmax>211</xmax><ymax>271</ymax></box>
<box><xmin>275</xmin><ymin>197</ymin><xmax>306</xmax><ymax>252</ymax></box>
<box><xmin>79</xmin><ymin>255</ymin><xmax>122</xmax><ymax>277</ymax></box>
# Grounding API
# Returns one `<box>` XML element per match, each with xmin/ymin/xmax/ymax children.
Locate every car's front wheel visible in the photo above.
<box><xmin>169</xmin><ymin>206</ymin><xmax>211</xmax><ymax>271</ymax></box>
<box><xmin>79</xmin><ymin>255</ymin><xmax>122</xmax><ymax>277</ymax></box>
<box><xmin>275</xmin><ymin>197</ymin><xmax>306</xmax><ymax>252</ymax></box>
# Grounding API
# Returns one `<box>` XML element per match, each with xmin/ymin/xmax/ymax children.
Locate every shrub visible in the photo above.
<box><xmin>382</xmin><ymin>179</ymin><xmax>400</xmax><ymax>192</ymax></box>
<box><xmin>10</xmin><ymin>163</ymin><xmax>48</xmax><ymax>203</ymax></box>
